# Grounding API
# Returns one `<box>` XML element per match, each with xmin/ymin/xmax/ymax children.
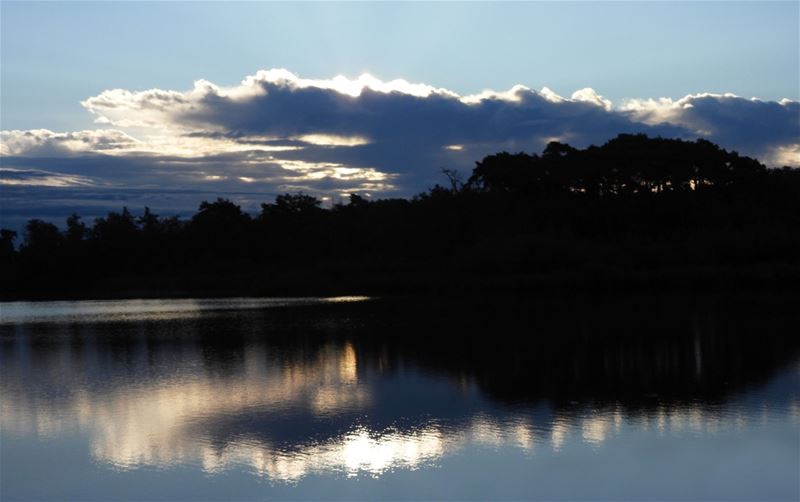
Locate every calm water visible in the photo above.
<box><xmin>1</xmin><ymin>295</ymin><xmax>798</xmax><ymax>500</ymax></box>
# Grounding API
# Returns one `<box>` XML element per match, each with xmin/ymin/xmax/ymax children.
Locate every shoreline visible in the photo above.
<box><xmin>4</xmin><ymin>265</ymin><xmax>799</xmax><ymax>302</ymax></box>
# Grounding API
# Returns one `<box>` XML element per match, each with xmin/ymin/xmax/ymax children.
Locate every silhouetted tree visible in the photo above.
<box><xmin>92</xmin><ymin>207</ymin><xmax>137</xmax><ymax>243</ymax></box>
<box><xmin>2</xmin><ymin>135</ymin><xmax>798</xmax><ymax>300</ymax></box>
<box><xmin>137</xmin><ymin>207</ymin><xmax>159</xmax><ymax>233</ymax></box>
<box><xmin>0</xmin><ymin>229</ymin><xmax>17</xmax><ymax>266</ymax></box>
<box><xmin>260</xmin><ymin>193</ymin><xmax>322</xmax><ymax>218</ymax></box>
<box><xmin>191</xmin><ymin>198</ymin><xmax>252</xmax><ymax>262</ymax></box>
<box><xmin>348</xmin><ymin>193</ymin><xmax>369</xmax><ymax>208</ymax></box>
<box><xmin>22</xmin><ymin>219</ymin><xmax>61</xmax><ymax>253</ymax></box>
<box><xmin>65</xmin><ymin>214</ymin><xmax>87</xmax><ymax>243</ymax></box>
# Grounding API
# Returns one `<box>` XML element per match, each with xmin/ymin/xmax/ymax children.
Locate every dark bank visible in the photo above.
<box><xmin>2</xmin><ymin>134</ymin><xmax>800</xmax><ymax>301</ymax></box>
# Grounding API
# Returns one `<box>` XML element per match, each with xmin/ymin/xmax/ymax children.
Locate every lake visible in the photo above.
<box><xmin>1</xmin><ymin>295</ymin><xmax>798</xmax><ymax>500</ymax></box>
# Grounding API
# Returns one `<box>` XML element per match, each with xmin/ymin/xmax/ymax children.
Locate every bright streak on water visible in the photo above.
<box><xmin>0</xmin><ymin>296</ymin><xmax>371</xmax><ymax>324</ymax></box>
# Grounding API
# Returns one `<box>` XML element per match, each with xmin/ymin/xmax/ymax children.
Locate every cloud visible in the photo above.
<box><xmin>571</xmin><ymin>88</ymin><xmax>613</xmax><ymax>111</ymax></box>
<box><xmin>0</xmin><ymin>129</ymin><xmax>139</xmax><ymax>156</ymax></box>
<box><xmin>771</xmin><ymin>144</ymin><xmax>800</xmax><ymax>166</ymax></box>
<box><xmin>80</xmin><ymin>70</ymin><xmax>653</xmax><ymax>151</ymax></box>
<box><xmin>621</xmin><ymin>93</ymin><xmax>800</xmax><ymax>165</ymax></box>
<box><xmin>76</xmin><ymin>69</ymin><xmax>798</xmax><ymax>168</ymax></box>
<box><xmin>2</xmin><ymin>69</ymin><xmax>798</xmax><ymax>229</ymax></box>
<box><xmin>0</xmin><ymin>167</ymin><xmax>97</xmax><ymax>187</ymax></box>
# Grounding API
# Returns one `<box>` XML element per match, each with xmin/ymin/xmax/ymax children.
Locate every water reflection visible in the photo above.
<box><xmin>1</xmin><ymin>295</ymin><xmax>799</xmax><ymax>496</ymax></box>
<box><xmin>0</xmin><ymin>296</ymin><xmax>370</xmax><ymax>324</ymax></box>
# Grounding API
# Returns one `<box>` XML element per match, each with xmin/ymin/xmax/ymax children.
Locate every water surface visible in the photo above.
<box><xmin>1</xmin><ymin>295</ymin><xmax>798</xmax><ymax>500</ymax></box>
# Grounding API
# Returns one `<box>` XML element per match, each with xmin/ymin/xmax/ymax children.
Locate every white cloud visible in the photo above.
<box><xmin>81</xmin><ymin>88</ymin><xmax>191</xmax><ymax>129</ymax></box>
<box><xmin>241</xmin><ymin>68</ymin><xmax>460</xmax><ymax>99</ymax></box>
<box><xmin>620</xmin><ymin>93</ymin><xmax>736</xmax><ymax>128</ymax></box>
<box><xmin>571</xmin><ymin>88</ymin><xmax>612</xmax><ymax>111</ymax></box>
<box><xmin>460</xmin><ymin>84</ymin><xmax>533</xmax><ymax>104</ymax></box>
<box><xmin>0</xmin><ymin>129</ymin><xmax>139</xmax><ymax>156</ymax></box>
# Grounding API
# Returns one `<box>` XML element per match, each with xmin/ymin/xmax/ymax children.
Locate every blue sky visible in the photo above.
<box><xmin>1</xmin><ymin>1</ymin><xmax>799</xmax><ymax>230</ymax></box>
<box><xmin>2</xmin><ymin>1</ymin><xmax>798</xmax><ymax>130</ymax></box>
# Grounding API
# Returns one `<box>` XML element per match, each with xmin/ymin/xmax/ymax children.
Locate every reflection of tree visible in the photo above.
<box><xmin>1</xmin><ymin>298</ymin><xmax>797</xmax><ymax>481</ymax></box>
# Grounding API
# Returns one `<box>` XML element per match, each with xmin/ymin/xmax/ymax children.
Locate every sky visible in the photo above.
<box><xmin>1</xmin><ymin>1</ymin><xmax>799</xmax><ymax>231</ymax></box>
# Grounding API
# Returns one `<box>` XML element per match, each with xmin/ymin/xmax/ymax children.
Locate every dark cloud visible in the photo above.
<box><xmin>622</xmin><ymin>94</ymin><xmax>800</xmax><ymax>161</ymax></box>
<box><xmin>177</xmin><ymin>81</ymin><xmax>692</xmax><ymax>177</ymax></box>
<box><xmin>3</xmin><ymin>70</ymin><xmax>798</xmax><ymax>228</ymax></box>
<box><xmin>677</xmin><ymin>95</ymin><xmax>798</xmax><ymax>154</ymax></box>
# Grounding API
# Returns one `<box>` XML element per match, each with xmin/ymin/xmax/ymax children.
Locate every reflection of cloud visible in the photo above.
<box><xmin>1</xmin><ymin>341</ymin><xmax>372</xmax><ymax>472</ymax></box>
<box><xmin>582</xmin><ymin>415</ymin><xmax>611</xmax><ymax>445</ymax></box>
<box><xmin>189</xmin><ymin>425</ymin><xmax>448</xmax><ymax>481</ymax></box>
<box><xmin>4</xmin><ymin>349</ymin><xmax>793</xmax><ymax>484</ymax></box>
<box><xmin>2</xmin><ymin>312</ymin><xmax>798</xmax><ymax>483</ymax></box>
<box><xmin>550</xmin><ymin>418</ymin><xmax>570</xmax><ymax>452</ymax></box>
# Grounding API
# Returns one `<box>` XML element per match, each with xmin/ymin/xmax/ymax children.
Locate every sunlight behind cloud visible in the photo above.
<box><xmin>241</xmin><ymin>69</ymin><xmax>460</xmax><ymax>99</ymax></box>
<box><xmin>295</xmin><ymin>134</ymin><xmax>370</xmax><ymax>147</ymax></box>
<box><xmin>277</xmin><ymin>159</ymin><xmax>393</xmax><ymax>183</ymax></box>
<box><xmin>769</xmin><ymin>144</ymin><xmax>800</xmax><ymax>166</ymax></box>
<box><xmin>621</xmin><ymin>92</ymin><xmax>742</xmax><ymax>126</ymax></box>
<box><xmin>571</xmin><ymin>88</ymin><xmax>613</xmax><ymax>111</ymax></box>
<box><xmin>460</xmin><ymin>84</ymin><xmax>531</xmax><ymax>105</ymax></box>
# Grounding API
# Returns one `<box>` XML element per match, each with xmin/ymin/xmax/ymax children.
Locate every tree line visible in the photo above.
<box><xmin>3</xmin><ymin>134</ymin><xmax>799</xmax><ymax>299</ymax></box>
